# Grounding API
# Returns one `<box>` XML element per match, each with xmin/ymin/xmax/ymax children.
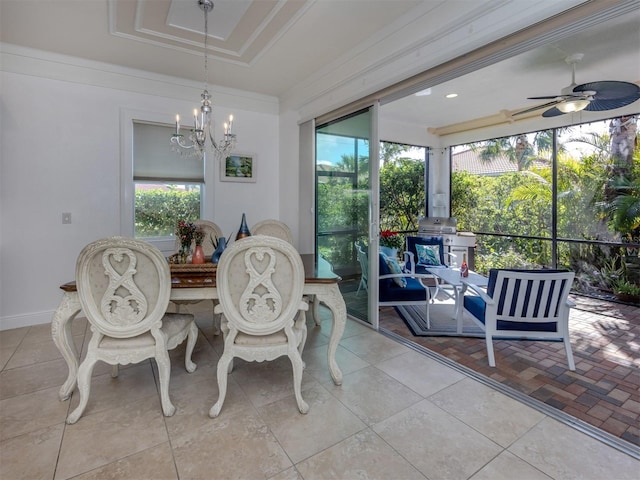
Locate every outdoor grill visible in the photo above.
<box><xmin>417</xmin><ymin>217</ymin><xmax>476</xmax><ymax>269</ymax></box>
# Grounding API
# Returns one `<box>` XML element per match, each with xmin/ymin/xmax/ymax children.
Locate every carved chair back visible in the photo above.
<box><xmin>217</xmin><ymin>235</ymin><xmax>304</xmax><ymax>338</ymax></box>
<box><xmin>251</xmin><ymin>219</ymin><xmax>294</xmax><ymax>244</ymax></box>
<box><xmin>76</xmin><ymin>236</ymin><xmax>171</xmax><ymax>339</ymax></box>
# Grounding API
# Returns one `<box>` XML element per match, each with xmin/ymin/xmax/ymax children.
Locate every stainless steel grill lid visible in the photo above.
<box><xmin>417</xmin><ymin>217</ymin><xmax>457</xmax><ymax>234</ymax></box>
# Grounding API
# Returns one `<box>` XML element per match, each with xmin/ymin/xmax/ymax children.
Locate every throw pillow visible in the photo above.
<box><xmin>416</xmin><ymin>244</ymin><xmax>441</xmax><ymax>266</ymax></box>
<box><xmin>384</xmin><ymin>255</ymin><xmax>407</xmax><ymax>288</ymax></box>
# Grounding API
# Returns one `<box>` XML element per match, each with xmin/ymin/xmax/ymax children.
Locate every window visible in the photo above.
<box><xmin>451</xmin><ymin>114</ymin><xmax>640</xmax><ymax>302</ymax></box>
<box><xmin>132</xmin><ymin>121</ymin><xmax>204</xmax><ymax>240</ymax></box>
<box><xmin>379</xmin><ymin>141</ymin><xmax>427</xmax><ymax>234</ymax></box>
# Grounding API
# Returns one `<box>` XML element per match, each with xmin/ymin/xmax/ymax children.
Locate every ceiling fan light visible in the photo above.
<box><xmin>557</xmin><ymin>99</ymin><xmax>590</xmax><ymax>113</ymax></box>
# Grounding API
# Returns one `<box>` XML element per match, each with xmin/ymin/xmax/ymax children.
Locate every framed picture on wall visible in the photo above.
<box><xmin>221</xmin><ymin>153</ymin><xmax>256</xmax><ymax>183</ymax></box>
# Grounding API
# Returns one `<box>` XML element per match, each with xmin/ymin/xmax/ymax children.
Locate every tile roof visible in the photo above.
<box><xmin>452</xmin><ymin>149</ymin><xmax>549</xmax><ymax>175</ymax></box>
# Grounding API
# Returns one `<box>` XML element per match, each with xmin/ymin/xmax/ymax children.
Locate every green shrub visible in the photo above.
<box><xmin>135</xmin><ymin>188</ymin><xmax>200</xmax><ymax>237</ymax></box>
<box><xmin>612</xmin><ymin>279</ymin><xmax>640</xmax><ymax>296</ymax></box>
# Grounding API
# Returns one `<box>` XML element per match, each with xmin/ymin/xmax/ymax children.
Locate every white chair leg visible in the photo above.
<box><xmin>290</xmin><ymin>352</ymin><xmax>309</xmax><ymax>414</ymax></box>
<box><xmin>66</xmin><ymin>358</ymin><xmax>97</xmax><ymax>424</ymax></box>
<box><xmin>424</xmin><ymin>301</ymin><xmax>431</xmax><ymax>330</ymax></box>
<box><xmin>184</xmin><ymin>322</ymin><xmax>198</xmax><ymax>373</ymax></box>
<box><xmin>485</xmin><ymin>335</ymin><xmax>496</xmax><ymax>367</ymax></box>
<box><xmin>564</xmin><ymin>337</ymin><xmax>576</xmax><ymax>371</ymax></box>
<box><xmin>209</xmin><ymin>353</ymin><xmax>232</xmax><ymax>418</ymax></box>
<box><xmin>156</xmin><ymin>350</ymin><xmax>176</xmax><ymax>417</ymax></box>
<box><xmin>298</xmin><ymin>326</ymin><xmax>308</xmax><ymax>357</ymax></box>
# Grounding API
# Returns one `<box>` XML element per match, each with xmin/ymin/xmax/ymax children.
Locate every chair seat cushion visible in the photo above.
<box><xmin>463</xmin><ymin>296</ymin><xmax>557</xmax><ymax>332</ymax></box>
<box><xmin>463</xmin><ymin>295</ymin><xmax>487</xmax><ymax>323</ymax></box>
<box><xmin>234</xmin><ymin>327</ymin><xmax>304</xmax><ymax>346</ymax></box>
<box><xmin>379</xmin><ymin>277</ymin><xmax>427</xmax><ymax>302</ymax></box>
<box><xmin>98</xmin><ymin>313</ymin><xmax>194</xmax><ymax>349</ymax></box>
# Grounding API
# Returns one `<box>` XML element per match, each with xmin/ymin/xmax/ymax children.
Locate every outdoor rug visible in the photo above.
<box><xmin>395</xmin><ymin>303</ymin><xmax>485</xmax><ymax>337</ymax></box>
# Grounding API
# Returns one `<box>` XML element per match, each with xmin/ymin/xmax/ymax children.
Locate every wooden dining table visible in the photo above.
<box><xmin>51</xmin><ymin>254</ymin><xmax>346</xmax><ymax>401</ymax></box>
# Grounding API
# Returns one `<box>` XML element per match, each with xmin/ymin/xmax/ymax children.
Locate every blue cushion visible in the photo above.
<box><xmin>415</xmin><ymin>244</ymin><xmax>442</xmax><ymax>266</ymax></box>
<box><xmin>378</xmin><ymin>253</ymin><xmax>392</xmax><ymax>289</ymax></box>
<box><xmin>380</xmin><ymin>246</ymin><xmax>397</xmax><ymax>258</ymax></box>
<box><xmin>464</xmin><ymin>295</ymin><xmax>487</xmax><ymax>323</ymax></box>
<box><xmin>406</xmin><ymin>236</ymin><xmax>446</xmax><ymax>267</ymax></box>
<box><xmin>464</xmin><ymin>296</ymin><xmax>557</xmax><ymax>332</ymax></box>
<box><xmin>379</xmin><ymin>276</ymin><xmax>428</xmax><ymax>303</ymax></box>
<box><xmin>383</xmin><ymin>255</ymin><xmax>407</xmax><ymax>287</ymax></box>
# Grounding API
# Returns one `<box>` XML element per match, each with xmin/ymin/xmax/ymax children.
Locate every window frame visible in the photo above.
<box><xmin>120</xmin><ymin>108</ymin><xmax>213</xmax><ymax>255</ymax></box>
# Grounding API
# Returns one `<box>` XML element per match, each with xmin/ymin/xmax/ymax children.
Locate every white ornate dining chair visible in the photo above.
<box><xmin>251</xmin><ymin>219</ymin><xmax>294</xmax><ymax>244</ymax></box>
<box><xmin>67</xmin><ymin>236</ymin><xmax>198</xmax><ymax>424</ymax></box>
<box><xmin>251</xmin><ymin>219</ymin><xmax>319</xmax><ymax>323</ymax></box>
<box><xmin>209</xmin><ymin>236</ymin><xmax>309</xmax><ymax>417</ymax></box>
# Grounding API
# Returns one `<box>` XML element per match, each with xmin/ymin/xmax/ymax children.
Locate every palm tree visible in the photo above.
<box><xmin>609</xmin><ymin>115</ymin><xmax>637</xmax><ymax>170</ymax></box>
<box><xmin>473</xmin><ymin>130</ymin><xmax>571</xmax><ymax>171</ymax></box>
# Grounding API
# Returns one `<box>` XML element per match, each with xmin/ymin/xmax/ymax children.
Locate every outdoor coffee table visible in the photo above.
<box><xmin>425</xmin><ymin>267</ymin><xmax>488</xmax><ymax>333</ymax></box>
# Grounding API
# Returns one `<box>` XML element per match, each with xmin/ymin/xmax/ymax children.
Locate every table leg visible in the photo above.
<box><xmin>51</xmin><ymin>292</ymin><xmax>82</xmax><ymax>401</ymax></box>
<box><xmin>455</xmin><ymin>284</ymin><xmax>468</xmax><ymax>334</ymax></box>
<box><xmin>313</xmin><ymin>285</ymin><xmax>346</xmax><ymax>385</ymax></box>
<box><xmin>312</xmin><ymin>295</ymin><xmax>322</xmax><ymax>326</ymax></box>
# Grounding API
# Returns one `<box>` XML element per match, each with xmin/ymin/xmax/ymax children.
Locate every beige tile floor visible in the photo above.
<box><xmin>1</xmin><ymin>302</ymin><xmax>639</xmax><ymax>480</ymax></box>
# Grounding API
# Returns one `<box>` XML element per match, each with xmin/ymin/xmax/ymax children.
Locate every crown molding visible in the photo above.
<box><xmin>0</xmin><ymin>43</ymin><xmax>279</xmax><ymax>114</ymax></box>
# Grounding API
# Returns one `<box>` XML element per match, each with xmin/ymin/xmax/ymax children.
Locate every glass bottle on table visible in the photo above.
<box><xmin>460</xmin><ymin>253</ymin><xmax>469</xmax><ymax>277</ymax></box>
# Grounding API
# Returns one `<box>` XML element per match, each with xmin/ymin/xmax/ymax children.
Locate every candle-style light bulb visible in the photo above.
<box><xmin>175</xmin><ymin>114</ymin><xmax>180</xmax><ymax>134</ymax></box>
<box><xmin>224</xmin><ymin>122</ymin><xmax>228</xmax><ymax>136</ymax></box>
<box><xmin>193</xmin><ymin>109</ymin><xmax>198</xmax><ymax>129</ymax></box>
<box><xmin>228</xmin><ymin>114</ymin><xmax>233</xmax><ymax>132</ymax></box>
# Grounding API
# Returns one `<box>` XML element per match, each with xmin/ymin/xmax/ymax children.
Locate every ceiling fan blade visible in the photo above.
<box><xmin>513</xmin><ymin>100</ymin><xmax>561</xmax><ymax>116</ymax></box>
<box><xmin>575</xmin><ymin>81</ymin><xmax>640</xmax><ymax>100</ymax></box>
<box><xmin>584</xmin><ymin>93</ymin><xmax>640</xmax><ymax>111</ymax></box>
<box><xmin>542</xmin><ymin>107</ymin><xmax>565</xmax><ymax>118</ymax></box>
<box><xmin>527</xmin><ymin>95</ymin><xmax>561</xmax><ymax>100</ymax></box>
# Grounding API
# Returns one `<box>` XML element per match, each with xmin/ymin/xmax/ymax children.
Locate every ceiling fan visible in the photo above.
<box><xmin>514</xmin><ymin>53</ymin><xmax>640</xmax><ymax>118</ymax></box>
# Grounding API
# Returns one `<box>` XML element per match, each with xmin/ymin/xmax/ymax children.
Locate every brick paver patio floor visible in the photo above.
<box><xmin>379</xmin><ymin>294</ymin><xmax>640</xmax><ymax>448</ymax></box>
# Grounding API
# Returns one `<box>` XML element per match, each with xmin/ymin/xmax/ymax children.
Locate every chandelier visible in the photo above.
<box><xmin>171</xmin><ymin>0</ymin><xmax>237</xmax><ymax>160</ymax></box>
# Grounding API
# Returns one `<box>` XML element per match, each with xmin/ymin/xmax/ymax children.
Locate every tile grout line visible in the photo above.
<box><xmin>379</xmin><ymin>327</ymin><xmax>640</xmax><ymax>461</ymax></box>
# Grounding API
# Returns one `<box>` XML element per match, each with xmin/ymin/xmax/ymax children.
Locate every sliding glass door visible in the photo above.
<box><xmin>315</xmin><ymin>108</ymin><xmax>379</xmax><ymax>327</ymax></box>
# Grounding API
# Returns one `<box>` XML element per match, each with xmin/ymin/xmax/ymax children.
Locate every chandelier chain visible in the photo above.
<box><xmin>170</xmin><ymin>0</ymin><xmax>237</xmax><ymax>161</ymax></box>
<box><xmin>203</xmin><ymin>5</ymin><xmax>209</xmax><ymax>91</ymax></box>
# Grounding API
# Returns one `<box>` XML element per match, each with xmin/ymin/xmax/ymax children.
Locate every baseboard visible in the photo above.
<box><xmin>1</xmin><ymin>310</ymin><xmax>54</xmax><ymax>331</ymax></box>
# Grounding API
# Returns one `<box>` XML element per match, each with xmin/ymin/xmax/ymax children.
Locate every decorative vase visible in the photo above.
<box><xmin>179</xmin><ymin>242</ymin><xmax>192</xmax><ymax>264</ymax></box>
<box><xmin>211</xmin><ymin>237</ymin><xmax>227</xmax><ymax>264</ymax></box>
<box><xmin>192</xmin><ymin>245</ymin><xmax>205</xmax><ymax>264</ymax></box>
<box><xmin>236</xmin><ymin>213</ymin><xmax>251</xmax><ymax>240</ymax></box>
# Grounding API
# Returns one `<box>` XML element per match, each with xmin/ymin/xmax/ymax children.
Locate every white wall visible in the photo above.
<box><xmin>0</xmin><ymin>51</ymin><xmax>280</xmax><ymax>330</ymax></box>
<box><xmin>0</xmin><ymin>1</ymin><xmax>620</xmax><ymax>330</ymax></box>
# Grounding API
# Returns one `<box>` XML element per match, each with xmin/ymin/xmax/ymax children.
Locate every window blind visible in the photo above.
<box><xmin>133</xmin><ymin>121</ymin><xmax>204</xmax><ymax>183</ymax></box>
